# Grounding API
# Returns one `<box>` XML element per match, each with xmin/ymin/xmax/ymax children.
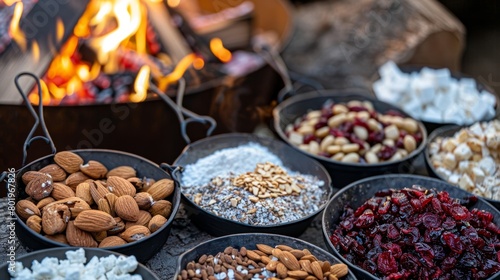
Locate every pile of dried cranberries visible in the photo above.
<box><xmin>329</xmin><ymin>186</ymin><xmax>500</xmax><ymax>279</ymax></box>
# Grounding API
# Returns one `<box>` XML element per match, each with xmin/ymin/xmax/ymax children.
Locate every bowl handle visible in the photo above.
<box><xmin>15</xmin><ymin>72</ymin><xmax>57</xmax><ymax>166</ymax></box>
<box><xmin>159</xmin><ymin>163</ymin><xmax>183</xmax><ymax>182</ymax></box>
<box><xmin>149</xmin><ymin>78</ymin><xmax>216</xmax><ymax>144</ymax></box>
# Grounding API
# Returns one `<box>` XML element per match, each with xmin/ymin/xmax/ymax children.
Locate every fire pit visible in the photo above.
<box><xmin>0</xmin><ymin>0</ymin><xmax>292</xmax><ymax>171</ymax></box>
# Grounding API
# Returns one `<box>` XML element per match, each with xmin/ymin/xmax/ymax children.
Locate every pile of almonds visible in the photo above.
<box><xmin>16</xmin><ymin>151</ymin><xmax>175</xmax><ymax>248</ymax></box>
<box><xmin>178</xmin><ymin>243</ymin><xmax>349</xmax><ymax>280</ymax></box>
<box><xmin>285</xmin><ymin>100</ymin><xmax>423</xmax><ymax>163</ymax></box>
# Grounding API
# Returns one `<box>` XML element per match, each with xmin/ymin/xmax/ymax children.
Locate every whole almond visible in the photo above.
<box><xmin>36</xmin><ymin>197</ymin><xmax>55</xmax><ymax>210</ymax></box>
<box><xmin>276</xmin><ymin>263</ymin><xmax>288</xmax><ymax>279</ymax></box>
<box><xmin>22</xmin><ymin>171</ymin><xmax>46</xmax><ymax>185</ymax></box>
<box><xmin>148</xmin><ymin>215</ymin><xmax>167</xmax><ymax>233</ymax></box>
<box><xmin>330</xmin><ymin>264</ymin><xmax>348</xmax><ymax>277</ymax></box>
<box><xmin>246</xmin><ymin>250</ymin><xmax>261</xmax><ymax>261</ymax></box>
<box><xmin>276</xmin><ymin>244</ymin><xmax>294</xmax><ymax>251</ymax></box>
<box><xmin>256</xmin><ymin>244</ymin><xmax>274</xmax><ymax>255</ymax></box>
<box><xmin>89</xmin><ymin>181</ymin><xmax>110</xmax><ymax>203</ymax></box>
<box><xmin>74</xmin><ymin>210</ymin><xmax>116</xmax><ymax>232</ymax></box>
<box><xmin>290</xmin><ymin>249</ymin><xmax>305</xmax><ymax>259</ymax></box>
<box><xmin>44</xmin><ymin>234</ymin><xmax>68</xmax><ymax>244</ymax></box>
<box><xmin>125</xmin><ymin>210</ymin><xmax>151</xmax><ymax>229</ymax></box>
<box><xmin>42</xmin><ymin>204</ymin><xmax>71</xmax><ymax>235</ymax></box>
<box><xmin>16</xmin><ymin>199</ymin><xmax>40</xmax><ymax>220</ymax></box>
<box><xmin>97</xmin><ymin>198</ymin><xmax>112</xmax><ymax>215</ymax></box>
<box><xmin>91</xmin><ymin>231</ymin><xmax>107</xmax><ymax>243</ymax></box>
<box><xmin>149</xmin><ymin>200</ymin><xmax>172</xmax><ymax>218</ymax></box>
<box><xmin>105</xmin><ymin>193</ymin><xmax>117</xmax><ymax>216</ymax></box>
<box><xmin>51</xmin><ymin>183</ymin><xmax>76</xmax><ymax>200</ymax></box>
<box><xmin>265</xmin><ymin>260</ymin><xmax>278</xmax><ymax>271</ymax></box>
<box><xmin>26</xmin><ymin>215</ymin><xmax>42</xmax><ymax>233</ymax></box>
<box><xmin>80</xmin><ymin>160</ymin><xmax>108</xmax><ymax>179</ymax></box>
<box><xmin>329</xmin><ymin>274</ymin><xmax>339</xmax><ymax>280</ymax></box>
<box><xmin>322</xmin><ymin>261</ymin><xmax>331</xmax><ymax>273</ymax></box>
<box><xmin>107</xmin><ymin>166</ymin><xmax>136</xmax><ymax>179</ymax></box>
<box><xmin>115</xmin><ymin>195</ymin><xmax>140</xmax><ymax>222</ymax></box>
<box><xmin>134</xmin><ymin>192</ymin><xmax>154</xmax><ymax>210</ymax></box>
<box><xmin>146</xmin><ymin>179</ymin><xmax>174</xmax><ymax>201</ymax></box>
<box><xmin>107</xmin><ymin>176</ymin><xmax>136</xmax><ymax>197</ymax></box>
<box><xmin>279</xmin><ymin>251</ymin><xmax>301</xmax><ymax>271</ymax></box>
<box><xmin>119</xmin><ymin>225</ymin><xmax>151</xmax><ymax>242</ymax></box>
<box><xmin>75</xmin><ymin>182</ymin><xmax>94</xmax><ymax>205</ymax></box>
<box><xmin>54</xmin><ymin>151</ymin><xmax>83</xmax><ymax>173</ymax></box>
<box><xmin>26</xmin><ymin>173</ymin><xmax>53</xmax><ymax>201</ymax></box>
<box><xmin>287</xmin><ymin>270</ymin><xmax>309</xmax><ymax>279</ymax></box>
<box><xmin>299</xmin><ymin>260</ymin><xmax>313</xmax><ymax>274</ymax></box>
<box><xmin>65</xmin><ymin>172</ymin><xmax>90</xmax><ymax>190</ymax></box>
<box><xmin>311</xmin><ymin>261</ymin><xmax>324</xmax><ymax>279</ymax></box>
<box><xmin>39</xmin><ymin>164</ymin><xmax>67</xmax><ymax>182</ymax></box>
<box><xmin>107</xmin><ymin>217</ymin><xmax>126</xmax><ymax>235</ymax></box>
<box><xmin>66</xmin><ymin>221</ymin><xmax>98</xmax><ymax>247</ymax></box>
<box><xmin>99</xmin><ymin>236</ymin><xmax>127</xmax><ymax>248</ymax></box>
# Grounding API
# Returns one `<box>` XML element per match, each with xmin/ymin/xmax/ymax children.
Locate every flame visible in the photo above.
<box><xmin>2</xmin><ymin>0</ymin><xmax>20</xmax><ymax>6</ymax></box>
<box><xmin>32</xmin><ymin>40</ymin><xmax>40</xmax><ymax>62</ymax></box>
<box><xmin>167</xmin><ymin>0</ymin><xmax>181</xmax><ymax>7</ymax></box>
<box><xmin>28</xmin><ymin>80</ymin><xmax>51</xmax><ymax>105</ymax></box>
<box><xmin>56</xmin><ymin>18</ymin><xmax>65</xmax><ymax>42</ymax></box>
<box><xmin>158</xmin><ymin>53</ymin><xmax>196</xmax><ymax>91</ymax></box>
<box><xmin>193</xmin><ymin>57</ymin><xmax>205</xmax><ymax>70</ymax></box>
<box><xmin>131</xmin><ymin>65</ymin><xmax>150</xmax><ymax>102</ymax></box>
<box><xmin>9</xmin><ymin>1</ymin><xmax>26</xmax><ymax>50</ymax></box>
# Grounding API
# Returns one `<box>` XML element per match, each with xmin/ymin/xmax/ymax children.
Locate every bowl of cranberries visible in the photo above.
<box><xmin>273</xmin><ymin>90</ymin><xmax>427</xmax><ymax>188</ymax></box>
<box><xmin>322</xmin><ymin>174</ymin><xmax>500</xmax><ymax>280</ymax></box>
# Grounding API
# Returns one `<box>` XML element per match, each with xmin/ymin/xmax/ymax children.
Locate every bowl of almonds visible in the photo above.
<box><xmin>174</xmin><ymin>233</ymin><xmax>357</xmax><ymax>280</ymax></box>
<box><xmin>273</xmin><ymin>90</ymin><xmax>428</xmax><ymax>188</ymax></box>
<box><xmin>14</xmin><ymin>149</ymin><xmax>181</xmax><ymax>262</ymax></box>
<box><xmin>425</xmin><ymin>120</ymin><xmax>500</xmax><ymax>210</ymax></box>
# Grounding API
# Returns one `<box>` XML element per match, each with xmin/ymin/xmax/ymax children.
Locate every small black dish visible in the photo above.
<box><xmin>0</xmin><ymin>247</ymin><xmax>160</xmax><ymax>279</ymax></box>
<box><xmin>425</xmin><ymin>124</ymin><xmax>500</xmax><ymax>210</ymax></box>
<box><xmin>173</xmin><ymin>133</ymin><xmax>333</xmax><ymax>237</ymax></box>
<box><xmin>273</xmin><ymin>90</ymin><xmax>428</xmax><ymax>189</ymax></box>
<box><xmin>174</xmin><ymin>233</ymin><xmax>357</xmax><ymax>280</ymax></box>
<box><xmin>321</xmin><ymin>174</ymin><xmax>500</xmax><ymax>280</ymax></box>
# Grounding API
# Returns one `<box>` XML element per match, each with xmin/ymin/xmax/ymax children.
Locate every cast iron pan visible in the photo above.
<box><xmin>174</xmin><ymin>233</ymin><xmax>357</xmax><ymax>280</ymax></box>
<box><xmin>273</xmin><ymin>90</ymin><xmax>428</xmax><ymax>189</ymax></box>
<box><xmin>2</xmin><ymin>73</ymin><xmax>181</xmax><ymax>263</ymax></box>
<box><xmin>425</xmin><ymin>124</ymin><xmax>500</xmax><ymax>210</ymax></box>
<box><xmin>0</xmin><ymin>247</ymin><xmax>161</xmax><ymax>279</ymax></box>
<box><xmin>173</xmin><ymin>133</ymin><xmax>333</xmax><ymax>237</ymax></box>
<box><xmin>321</xmin><ymin>174</ymin><xmax>500</xmax><ymax>280</ymax></box>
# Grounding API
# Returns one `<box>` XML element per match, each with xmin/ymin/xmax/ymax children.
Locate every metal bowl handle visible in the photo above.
<box><xmin>15</xmin><ymin>72</ymin><xmax>57</xmax><ymax>166</ymax></box>
<box><xmin>150</xmin><ymin>78</ymin><xmax>216</xmax><ymax>144</ymax></box>
<box><xmin>159</xmin><ymin>163</ymin><xmax>183</xmax><ymax>182</ymax></box>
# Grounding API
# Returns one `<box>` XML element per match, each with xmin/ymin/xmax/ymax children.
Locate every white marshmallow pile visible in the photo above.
<box><xmin>9</xmin><ymin>248</ymin><xmax>143</xmax><ymax>280</ymax></box>
<box><xmin>373</xmin><ymin>61</ymin><xmax>497</xmax><ymax>125</ymax></box>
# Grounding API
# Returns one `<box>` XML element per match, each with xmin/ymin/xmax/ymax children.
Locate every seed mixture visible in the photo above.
<box><xmin>181</xmin><ymin>143</ymin><xmax>327</xmax><ymax>226</ymax></box>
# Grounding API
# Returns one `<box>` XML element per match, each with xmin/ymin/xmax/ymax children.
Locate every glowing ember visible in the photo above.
<box><xmin>131</xmin><ymin>65</ymin><xmax>150</xmax><ymax>103</ymax></box>
<box><xmin>9</xmin><ymin>1</ymin><xmax>26</xmax><ymax>50</ymax></box>
<box><xmin>210</xmin><ymin>38</ymin><xmax>232</xmax><ymax>63</ymax></box>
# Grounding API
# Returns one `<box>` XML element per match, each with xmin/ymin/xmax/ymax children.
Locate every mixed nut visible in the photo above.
<box><xmin>428</xmin><ymin>120</ymin><xmax>500</xmax><ymax>200</ymax></box>
<box><xmin>16</xmin><ymin>151</ymin><xmax>174</xmax><ymax>248</ymax></box>
<box><xmin>178</xmin><ymin>243</ymin><xmax>349</xmax><ymax>280</ymax></box>
<box><xmin>284</xmin><ymin>99</ymin><xmax>423</xmax><ymax>163</ymax></box>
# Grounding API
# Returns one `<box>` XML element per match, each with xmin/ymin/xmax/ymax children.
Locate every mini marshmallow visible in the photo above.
<box><xmin>458</xmin><ymin>174</ymin><xmax>475</xmax><ymax>191</ymax></box>
<box><xmin>421</xmin><ymin>106</ymin><xmax>442</xmax><ymax>123</ymax></box>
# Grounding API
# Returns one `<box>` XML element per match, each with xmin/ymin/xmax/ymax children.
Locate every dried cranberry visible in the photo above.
<box><xmin>410</xmin><ymin>198</ymin><xmax>423</xmax><ymax>212</ymax></box>
<box><xmin>431</xmin><ymin>197</ymin><xmax>443</xmax><ymax>213</ymax></box>
<box><xmin>442</xmin><ymin>256</ymin><xmax>457</xmax><ymax>271</ymax></box>
<box><xmin>321</xmin><ymin>107</ymin><xmax>334</xmax><ymax>119</ymax></box>
<box><xmin>383</xmin><ymin>243</ymin><xmax>403</xmax><ymax>259</ymax></box>
<box><xmin>412</xmin><ymin>131</ymin><xmax>423</xmax><ymax>143</ymax></box>
<box><xmin>378</xmin><ymin>199</ymin><xmax>391</xmax><ymax>215</ymax></box>
<box><xmin>443</xmin><ymin>232</ymin><xmax>464</xmax><ymax>254</ymax></box>
<box><xmin>348</xmin><ymin>105</ymin><xmax>368</xmax><ymax>112</ymax></box>
<box><xmin>400</xmin><ymin>253</ymin><xmax>419</xmax><ymax>272</ymax></box>
<box><xmin>422</xmin><ymin>213</ymin><xmax>441</xmax><ymax>229</ymax></box>
<box><xmin>314</xmin><ymin>119</ymin><xmax>328</xmax><ymax>130</ymax></box>
<box><xmin>391</xmin><ymin>192</ymin><xmax>409</xmax><ymax>206</ymax></box>
<box><xmin>355</xmin><ymin>209</ymin><xmax>375</xmax><ymax>228</ymax></box>
<box><xmin>402</xmin><ymin>227</ymin><xmax>420</xmax><ymax>243</ymax></box>
<box><xmin>387</xmin><ymin>224</ymin><xmax>401</xmax><ymax>240</ymax></box>
<box><xmin>377</xmin><ymin>145</ymin><xmax>397</xmax><ymax>160</ymax></box>
<box><xmin>377</xmin><ymin>251</ymin><xmax>398</xmax><ymax>276</ymax></box>
<box><xmin>385</xmin><ymin>110</ymin><xmax>405</xmax><ymax>117</ymax></box>
<box><xmin>367</xmin><ymin>130</ymin><xmax>385</xmax><ymax>144</ymax></box>
<box><xmin>414</xmin><ymin>242</ymin><xmax>435</xmax><ymax>259</ymax></box>
<box><xmin>303</xmin><ymin>134</ymin><xmax>315</xmax><ymax>144</ymax></box>
<box><xmin>395</xmin><ymin>138</ymin><xmax>405</xmax><ymax>148</ymax></box>
<box><xmin>353</xmin><ymin>118</ymin><xmax>370</xmax><ymax>129</ymax></box>
<box><xmin>339</xmin><ymin>121</ymin><xmax>354</xmax><ymax>133</ymax></box>
<box><xmin>329</xmin><ymin>128</ymin><xmax>345</xmax><ymax>137</ymax></box>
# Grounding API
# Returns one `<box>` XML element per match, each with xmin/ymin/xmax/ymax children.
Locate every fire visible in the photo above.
<box><xmin>31</xmin><ymin>40</ymin><xmax>40</xmax><ymax>63</ymax></box>
<box><xmin>209</xmin><ymin>38</ymin><xmax>232</xmax><ymax>63</ymax></box>
<box><xmin>9</xmin><ymin>1</ymin><xmax>26</xmax><ymax>50</ymax></box>
<box><xmin>56</xmin><ymin>18</ymin><xmax>65</xmax><ymax>42</ymax></box>
<box><xmin>131</xmin><ymin>65</ymin><xmax>150</xmax><ymax>103</ymax></box>
<box><xmin>158</xmin><ymin>53</ymin><xmax>197</xmax><ymax>91</ymax></box>
<box><xmin>167</xmin><ymin>0</ymin><xmax>181</xmax><ymax>8</ymax></box>
<box><xmin>1</xmin><ymin>0</ymin><xmax>20</xmax><ymax>6</ymax></box>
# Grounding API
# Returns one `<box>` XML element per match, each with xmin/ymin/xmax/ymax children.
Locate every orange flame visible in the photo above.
<box><xmin>2</xmin><ymin>0</ymin><xmax>20</xmax><ymax>6</ymax></box>
<box><xmin>28</xmin><ymin>80</ymin><xmax>51</xmax><ymax>105</ymax></box>
<box><xmin>31</xmin><ymin>40</ymin><xmax>40</xmax><ymax>63</ymax></box>
<box><xmin>210</xmin><ymin>38</ymin><xmax>231</xmax><ymax>63</ymax></box>
<box><xmin>56</xmin><ymin>18</ymin><xmax>65</xmax><ymax>42</ymax></box>
<box><xmin>167</xmin><ymin>0</ymin><xmax>181</xmax><ymax>7</ymax></box>
<box><xmin>9</xmin><ymin>1</ymin><xmax>26</xmax><ymax>50</ymax></box>
<box><xmin>158</xmin><ymin>53</ymin><xmax>196</xmax><ymax>91</ymax></box>
<box><xmin>131</xmin><ymin>65</ymin><xmax>151</xmax><ymax>102</ymax></box>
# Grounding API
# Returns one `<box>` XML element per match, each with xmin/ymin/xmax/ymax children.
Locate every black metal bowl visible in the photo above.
<box><xmin>273</xmin><ymin>90</ymin><xmax>428</xmax><ymax>189</ymax></box>
<box><xmin>13</xmin><ymin>149</ymin><xmax>182</xmax><ymax>263</ymax></box>
<box><xmin>173</xmin><ymin>133</ymin><xmax>333</xmax><ymax>237</ymax></box>
<box><xmin>0</xmin><ymin>247</ymin><xmax>160</xmax><ymax>279</ymax></box>
<box><xmin>174</xmin><ymin>233</ymin><xmax>357</xmax><ymax>280</ymax></box>
<box><xmin>321</xmin><ymin>174</ymin><xmax>500</xmax><ymax>280</ymax></box>
<box><xmin>424</xmin><ymin>124</ymin><xmax>500</xmax><ymax>210</ymax></box>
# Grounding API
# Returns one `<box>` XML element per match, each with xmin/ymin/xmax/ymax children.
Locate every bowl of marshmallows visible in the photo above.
<box><xmin>372</xmin><ymin>61</ymin><xmax>498</xmax><ymax>133</ymax></box>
